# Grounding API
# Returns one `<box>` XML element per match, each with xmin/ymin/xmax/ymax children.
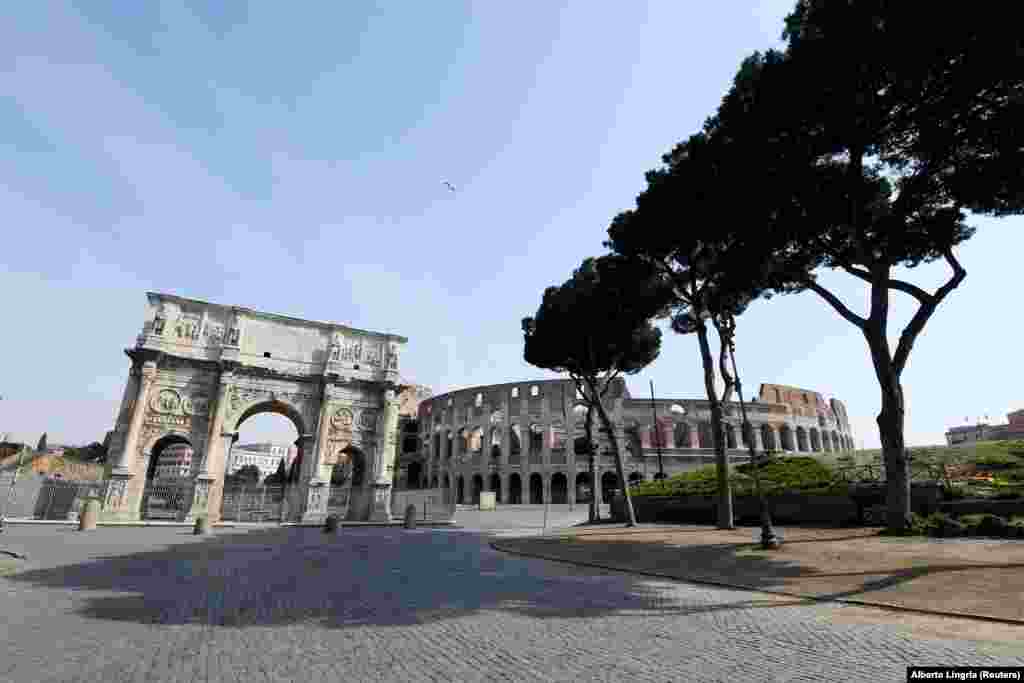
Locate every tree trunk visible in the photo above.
<box><xmin>584</xmin><ymin>404</ymin><xmax>599</xmax><ymax>523</ymax></box>
<box><xmin>696</xmin><ymin>321</ymin><xmax>733</xmax><ymax>529</ymax></box>
<box><xmin>589</xmin><ymin>381</ymin><xmax>637</xmax><ymax>527</ymax></box>
<box><xmin>868</xmin><ymin>341</ymin><xmax>911</xmax><ymax>531</ymax></box>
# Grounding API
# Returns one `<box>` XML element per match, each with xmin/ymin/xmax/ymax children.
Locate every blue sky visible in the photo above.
<box><xmin>1</xmin><ymin>1</ymin><xmax>1021</xmax><ymax>450</ymax></box>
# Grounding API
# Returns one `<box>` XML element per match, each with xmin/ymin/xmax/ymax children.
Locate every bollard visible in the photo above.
<box><xmin>403</xmin><ymin>504</ymin><xmax>417</xmax><ymax>529</ymax></box>
<box><xmin>78</xmin><ymin>498</ymin><xmax>100</xmax><ymax>531</ymax></box>
<box><xmin>193</xmin><ymin>516</ymin><xmax>211</xmax><ymax>535</ymax></box>
<box><xmin>323</xmin><ymin>514</ymin><xmax>340</xmax><ymax>534</ymax></box>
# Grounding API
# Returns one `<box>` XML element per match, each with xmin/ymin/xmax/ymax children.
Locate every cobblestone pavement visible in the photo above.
<box><xmin>1</xmin><ymin>525</ymin><xmax>1022</xmax><ymax>683</ymax></box>
<box><xmin>453</xmin><ymin>504</ymin><xmax>596</xmax><ymax>535</ymax></box>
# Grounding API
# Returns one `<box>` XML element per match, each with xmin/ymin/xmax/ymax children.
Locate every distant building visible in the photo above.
<box><xmin>227</xmin><ymin>442</ymin><xmax>296</xmax><ymax>481</ymax></box>
<box><xmin>946</xmin><ymin>410</ymin><xmax>1024</xmax><ymax>445</ymax></box>
<box><xmin>155</xmin><ymin>443</ymin><xmax>193</xmax><ymax>479</ymax></box>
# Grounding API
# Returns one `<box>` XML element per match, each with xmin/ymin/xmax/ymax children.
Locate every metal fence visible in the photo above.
<box><xmin>140</xmin><ymin>479</ymin><xmax>194</xmax><ymax>520</ymax></box>
<box><xmin>325</xmin><ymin>486</ymin><xmax>350</xmax><ymax>519</ymax></box>
<box><xmin>0</xmin><ymin>472</ymin><xmax>45</xmax><ymax>520</ymax></box>
<box><xmin>390</xmin><ymin>488</ymin><xmax>454</xmax><ymax>521</ymax></box>
<box><xmin>0</xmin><ymin>475</ymin><xmax>107</xmax><ymax>521</ymax></box>
<box><xmin>220</xmin><ymin>484</ymin><xmax>289</xmax><ymax>522</ymax></box>
<box><xmin>217</xmin><ymin>484</ymin><xmax>354</xmax><ymax>522</ymax></box>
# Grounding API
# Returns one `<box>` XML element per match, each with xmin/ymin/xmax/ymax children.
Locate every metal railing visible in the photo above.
<box><xmin>325</xmin><ymin>486</ymin><xmax>350</xmax><ymax>519</ymax></box>
<box><xmin>220</xmin><ymin>484</ymin><xmax>291</xmax><ymax>522</ymax></box>
<box><xmin>141</xmin><ymin>479</ymin><xmax>193</xmax><ymax>520</ymax></box>
<box><xmin>17</xmin><ymin>477</ymin><xmax>109</xmax><ymax>521</ymax></box>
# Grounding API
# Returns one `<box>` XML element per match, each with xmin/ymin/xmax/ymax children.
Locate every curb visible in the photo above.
<box><xmin>489</xmin><ymin>540</ymin><xmax>1024</xmax><ymax>628</ymax></box>
<box><xmin>2</xmin><ymin>519</ymin><xmax>241</xmax><ymax>528</ymax></box>
<box><xmin>2</xmin><ymin>518</ymin><xmax>459</xmax><ymax>529</ymax></box>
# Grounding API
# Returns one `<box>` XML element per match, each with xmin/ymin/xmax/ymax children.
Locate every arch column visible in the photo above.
<box><xmin>310</xmin><ymin>379</ymin><xmax>334</xmax><ymax>484</ymax></box>
<box><xmin>184</xmin><ymin>431</ymin><xmax>235</xmax><ymax>523</ymax></box>
<box><xmin>185</xmin><ymin>370</ymin><xmax>234</xmax><ymax>523</ymax></box>
<box><xmin>298</xmin><ymin>433</ymin><xmax>327</xmax><ymax>523</ymax></box>
<box><xmin>370</xmin><ymin>387</ymin><xmax>401</xmax><ymax>522</ymax></box>
<box><xmin>103</xmin><ymin>360</ymin><xmax>158</xmax><ymax>522</ymax></box>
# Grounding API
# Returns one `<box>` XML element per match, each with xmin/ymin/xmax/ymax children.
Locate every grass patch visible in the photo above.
<box><xmin>0</xmin><ymin>559</ymin><xmax>23</xmax><ymax>576</ymax></box>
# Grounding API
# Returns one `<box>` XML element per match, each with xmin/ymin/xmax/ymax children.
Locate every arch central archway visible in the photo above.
<box><xmin>220</xmin><ymin>404</ymin><xmax>304</xmax><ymax>522</ymax></box>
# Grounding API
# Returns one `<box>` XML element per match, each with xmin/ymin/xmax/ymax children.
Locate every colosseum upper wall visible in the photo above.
<box><xmin>393</xmin><ymin>377</ymin><xmax>856</xmax><ymax>505</ymax></box>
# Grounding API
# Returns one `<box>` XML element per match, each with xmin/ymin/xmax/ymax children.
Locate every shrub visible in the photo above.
<box><xmin>634</xmin><ymin>457</ymin><xmax>841</xmax><ymax>498</ymax></box>
<box><xmin>942</xmin><ymin>484</ymin><xmax>968</xmax><ymax>500</ymax></box>
<box><xmin>990</xmin><ymin>487</ymin><xmax>1024</xmax><ymax>500</ymax></box>
<box><xmin>959</xmin><ymin>513</ymin><xmax>1010</xmax><ymax>537</ymax></box>
<box><xmin>1001</xmin><ymin>468</ymin><xmax>1024</xmax><ymax>482</ymax></box>
<box><xmin>973</xmin><ymin>452</ymin><xmax>1022</xmax><ymax>469</ymax></box>
<box><xmin>920</xmin><ymin>512</ymin><xmax>964</xmax><ymax>538</ymax></box>
<box><xmin>878</xmin><ymin>512</ymin><xmax>927</xmax><ymax>536</ymax></box>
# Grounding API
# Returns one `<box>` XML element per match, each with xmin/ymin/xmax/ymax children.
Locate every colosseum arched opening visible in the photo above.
<box><xmin>550</xmin><ymin>472</ymin><xmax>568</xmax><ymax>504</ymax></box>
<box><xmin>508</xmin><ymin>473</ymin><xmax>523</xmax><ymax>504</ymax></box>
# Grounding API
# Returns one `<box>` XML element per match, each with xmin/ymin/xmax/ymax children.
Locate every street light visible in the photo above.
<box><xmin>0</xmin><ymin>445</ymin><xmax>27</xmax><ymax>533</ymax></box>
<box><xmin>720</xmin><ymin>315</ymin><xmax>780</xmax><ymax>550</ymax></box>
<box><xmin>667</xmin><ymin>403</ymin><xmax>686</xmax><ymax>479</ymax></box>
<box><xmin>649</xmin><ymin>380</ymin><xmax>666</xmax><ymax>480</ymax></box>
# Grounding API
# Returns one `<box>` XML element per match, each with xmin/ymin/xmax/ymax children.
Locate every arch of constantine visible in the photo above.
<box><xmin>101</xmin><ymin>292</ymin><xmax>406</xmax><ymax>523</ymax></box>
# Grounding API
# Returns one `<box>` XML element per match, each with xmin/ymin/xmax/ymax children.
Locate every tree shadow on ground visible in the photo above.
<box><xmin>492</xmin><ymin>533</ymin><xmax>1024</xmax><ymax>615</ymax></box>
<box><xmin>1</xmin><ymin>526</ymin><xmax>824</xmax><ymax>630</ymax></box>
<box><xmin>569</xmin><ymin>523</ymin><xmax>882</xmax><ymax>546</ymax></box>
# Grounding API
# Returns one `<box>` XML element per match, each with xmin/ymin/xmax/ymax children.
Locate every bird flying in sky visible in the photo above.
<box><xmin>442</xmin><ymin>181</ymin><xmax>457</xmax><ymax>193</ymax></box>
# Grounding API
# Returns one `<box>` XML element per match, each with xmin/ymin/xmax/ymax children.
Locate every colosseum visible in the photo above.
<box><xmin>393</xmin><ymin>378</ymin><xmax>856</xmax><ymax>506</ymax></box>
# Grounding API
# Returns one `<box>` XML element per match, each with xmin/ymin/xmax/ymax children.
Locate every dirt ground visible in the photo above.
<box><xmin>492</xmin><ymin>524</ymin><xmax>1024</xmax><ymax>624</ymax></box>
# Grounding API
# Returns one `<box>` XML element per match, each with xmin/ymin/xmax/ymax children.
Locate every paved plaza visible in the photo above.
<box><xmin>1</xmin><ymin>521</ymin><xmax>1023</xmax><ymax>682</ymax></box>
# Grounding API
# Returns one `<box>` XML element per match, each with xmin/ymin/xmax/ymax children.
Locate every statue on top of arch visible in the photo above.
<box><xmin>328</xmin><ymin>331</ymin><xmax>344</xmax><ymax>361</ymax></box>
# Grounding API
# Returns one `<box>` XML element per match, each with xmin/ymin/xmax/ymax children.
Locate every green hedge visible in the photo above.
<box><xmin>632</xmin><ymin>457</ymin><xmax>842</xmax><ymax>498</ymax></box>
<box><xmin>880</xmin><ymin>512</ymin><xmax>1024</xmax><ymax>538</ymax></box>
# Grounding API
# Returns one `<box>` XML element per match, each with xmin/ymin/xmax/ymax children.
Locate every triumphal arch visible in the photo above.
<box><xmin>101</xmin><ymin>292</ymin><xmax>407</xmax><ymax>523</ymax></box>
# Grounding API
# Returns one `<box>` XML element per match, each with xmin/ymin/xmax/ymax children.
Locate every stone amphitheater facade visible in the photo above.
<box><xmin>395</xmin><ymin>378</ymin><xmax>855</xmax><ymax>506</ymax></box>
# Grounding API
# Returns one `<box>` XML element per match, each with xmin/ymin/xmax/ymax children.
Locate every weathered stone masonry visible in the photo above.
<box><xmin>396</xmin><ymin>379</ymin><xmax>856</xmax><ymax>505</ymax></box>
<box><xmin>102</xmin><ymin>292</ymin><xmax>407</xmax><ymax>523</ymax></box>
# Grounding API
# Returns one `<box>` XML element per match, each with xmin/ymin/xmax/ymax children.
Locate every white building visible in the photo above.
<box><xmin>227</xmin><ymin>442</ymin><xmax>296</xmax><ymax>482</ymax></box>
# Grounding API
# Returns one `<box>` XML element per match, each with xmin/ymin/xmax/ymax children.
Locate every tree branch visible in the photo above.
<box><xmin>841</xmin><ymin>265</ymin><xmax>932</xmax><ymax>303</ymax></box>
<box><xmin>892</xmin><ymin>249</ymin><xmax>966</xmax><ymax>374</ymax></box>
<box><xmin>713</xmin><ymin>318</ymin><xmax>735</xmax><ymax>404</ymax></box>
<box><xmin>807</xmin><ymin>280</ymin><xmax>868</xmax><ymax>329</ymax></box>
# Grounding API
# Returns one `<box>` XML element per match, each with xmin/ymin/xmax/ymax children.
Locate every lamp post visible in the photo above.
<box><xmin>721</xmin><ymin>315</ymin><xmax>780</xmax><ymax>550</ymax></box>
<box><xmin>670</xmin><ymin>403</ymin><xmax>686</xmax><ymax>475</ymax></box>
<box><xmin>650</xmin><ymin>380</ymin><xmax>665</xmax><ymax>480</ymax></box>
<box><xmin>0</xmin><ymin>445</ymin><xmax>27</xmax><ymax>532</ymax></box>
